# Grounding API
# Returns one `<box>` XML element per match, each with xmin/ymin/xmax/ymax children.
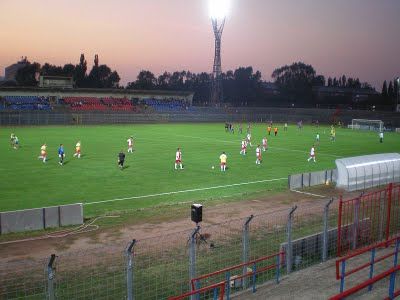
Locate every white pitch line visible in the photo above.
<box><xmin>290</xmin><ymin>189</ymin><xmax>325</xmax><ymax>198</ymax></box>
<box><xmin>84</xmin><ymin>177</ymin><xmax>287</xmax><ymax>206</ymax></box>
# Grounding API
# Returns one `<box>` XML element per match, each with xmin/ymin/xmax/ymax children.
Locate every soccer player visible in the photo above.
<box><xmin>38</xmin><ymin>144</ymin><xmax>47</xmax><ymax>163</ymax></box>
<box><xmin>315</xmin><ymin>133</ymin><xmax>320</xmax><ymax>145</ymax></box>
<box><xmin>13</xmin><ymin>136</ymin><xmax>19</xmax><ymax>149</ymax></box>
<box><xmin>127</xmin><ymin>136</ymin><xmax>134</xmax><ymax>153</ymax></box>
<box><xmin>307</xmin><ymin>145</ymin><xmax>316</xmax><ymax>163</ymax></box>
<box><xmin>246</xmin><ymin>133</ymin><xmax>252</xmax><ymax>147</ymax></box>
<box><xmin>284</xmin><ymin>123</ymin><xmax>288</xmax><ymax>131</ymax></box>
<box><xmin>230</xmin><ymin>123</ymin><xmax>234</xmax><ymax>134</ymax></box>
<box><xmin>238</xmin><ymin>123</ymin><xmax>243</xmax><ymax>134</ymax></box>
<box><xmin>274</xmin><ymin>127</ymin><xmax>278</xmax><ymax>136</ymax></box>
<box><xmin>256</xmin><ymin>145</ymin><xmax>262</xmax><ymax>165</ymax></box>
<box><xmin>219</xmin><ymin>151</ymin><xmax>227</xmax><ymax>172</ymax></box>
<box><xmin>10</xmin><ymin>133</ymin><xmax>15</xmax><ymax>148</ymax></box>
<box><xmin>267</xmin><ymin>126</ymin><xmax>272</xmax><ymax>136</ymax></box>
<box><xmin>297</xmin><ymin>120</ymin><xmax>303</xmax><ymax>130</ymax></box>
<box><xmin>58</xmin><ymin>144</ymin><xmax>65</xmax><ymax>165</ymax></box>
<box><xmin>118</xmin><ymin>150</ymin><xmax>125</xmax><ymax>169</ymax></box>
<box><xmin>240</xmin><ymin>139</ymin><xmax>247</xmax><ymax>155</ymax></box>
<box><xmin>73</xmin><ymin>141</ymin><xmax>81</xmax><ymax>158</ymax></box>
<box><xmin>379</xmin><ymin>131</ymin><xmax>384</xmax><ymax>143</ymax></box>
<box><xmin>330</xmin><ymin>127</ymin><xmax>336</xmax><ymax>141</ymax></box>
<box><xmin>262</xmin><ymin>137</ymin><xmax>268</xmax><ymax>151</ymax></box>
<box><xmin>175</xmin><ymin>148</ymin><xmax>183</xmax><ymax>170</ymax></box>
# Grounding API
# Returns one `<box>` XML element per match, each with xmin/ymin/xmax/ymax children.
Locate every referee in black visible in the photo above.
<box><xmin>118</xmin><ymin>150</ymin><xmax>126</xmax><ymax>169</ymax></box>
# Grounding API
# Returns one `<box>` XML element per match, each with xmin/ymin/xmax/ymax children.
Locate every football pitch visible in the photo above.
<box><xmin>1</xmin><ymin>123</ymin><xmax>399</xmax><ymax>217</ymax></box>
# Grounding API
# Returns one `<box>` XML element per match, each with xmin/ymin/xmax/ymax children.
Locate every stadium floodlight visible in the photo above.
<box><xmin>209</xmin><ymin>0</ymin><xmax>230</xmax><ymax>19</ymax></box>
<box><xmin>209</xmin><ymin>0</ymin><xmax>229</xmax><ymax>106</ymax></box>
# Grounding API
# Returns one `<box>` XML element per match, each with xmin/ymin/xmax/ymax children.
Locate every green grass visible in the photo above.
<box><xmin>1</xmin><ymin>123</ymin><xmax>399</xmax><ymax>217</ymax></box>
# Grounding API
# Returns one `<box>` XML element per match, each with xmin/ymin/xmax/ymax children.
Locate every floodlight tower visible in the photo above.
<box><xmin>209</xmin><ymin>0</ymin><xmax>228</xmax><ymax>106</ymax></box>
<box><xmin>396</xmin><ymin>77</ymin><xmax>400</xmax><ymax>112</ymax></box>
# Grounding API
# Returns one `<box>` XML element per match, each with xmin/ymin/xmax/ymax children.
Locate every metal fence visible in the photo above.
<box><xmin>1</xmin><ymin>107</ymin><xmax>400</xmax><ymax>126</ymax></box>
<box><xmin>2</xmin><ymin>186</ymin><xmax>395</xmax><ymax>299</ymax></box>
<box><xmin>337</xmin><ymin>183</ymin><xmax>400</xmax><ymax>257</ymax></box>
<box><xmin>0</xmin><ymin>198</ymin><xmax>346</xmax><ymax>300</ymax></box>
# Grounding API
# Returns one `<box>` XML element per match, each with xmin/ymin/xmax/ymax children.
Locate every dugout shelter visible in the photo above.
<box><xmin>335</xmin><ymin>153</ymin><xmax>400</xmax><ymax>191</ymax></box>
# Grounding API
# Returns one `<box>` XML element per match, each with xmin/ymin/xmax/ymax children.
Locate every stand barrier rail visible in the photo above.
<box><xmin>190</xmin><ymin>251</ymin><xmax>284</xmax><ymax>300</ymax></box>
<box><xmin>168</xmin><ymin>281</ymin><xmax>225</xmax><ymax>300</ymax></box>
<box><xmin>331</xmin><ymin>236</ymin><xmax>400</xmax><ymax>299</ymax></box>
<box><xmin>337</xmin><ymin>183</ymin><xmax>400</xmax><ymax>257</ymax></box>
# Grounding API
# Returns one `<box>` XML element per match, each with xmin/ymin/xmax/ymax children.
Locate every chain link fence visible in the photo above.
<box><xmin>1</xmin><ymin>107</ymin><xmax>400</xmax><ymax>126</ymax></box>
<box><xmin>1</xmin><ymin>199</ymin><xmax>347</xmax><ymax>299</ymax></box>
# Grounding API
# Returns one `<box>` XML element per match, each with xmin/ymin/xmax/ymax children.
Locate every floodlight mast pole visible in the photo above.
<box><xmin>396</xmin><ymin>77</ymin><xmax>400</xmax><ymax>112</ymax></box>
<box><xmin>211</xmin><ymin>17</ymin><xmax>225</xmax><ymax>106</ymax></box>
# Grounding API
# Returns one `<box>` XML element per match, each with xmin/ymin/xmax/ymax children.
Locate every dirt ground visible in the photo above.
<box><xmin>0</xmin><ymin>185</ymin><xmax>364</xmax><ymax>263</ymax></box>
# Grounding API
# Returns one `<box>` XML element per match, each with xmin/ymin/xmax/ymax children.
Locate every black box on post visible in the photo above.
<box><xmin>191</xmin><ymin>204</ymin><xmax>202</xmax><ymax>224</ymax></box>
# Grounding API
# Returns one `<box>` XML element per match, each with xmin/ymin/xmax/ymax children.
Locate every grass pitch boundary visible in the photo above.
<box><xmin>84</xmin><ymin>177</ymin><xmax>287</xmax><ymax>206</ymax></box>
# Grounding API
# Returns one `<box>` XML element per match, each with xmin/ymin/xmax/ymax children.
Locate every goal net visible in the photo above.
<box><xmin>349</xmin><ymin>119</ymin><xmax>384</xmax><ymax>131</ymax></box>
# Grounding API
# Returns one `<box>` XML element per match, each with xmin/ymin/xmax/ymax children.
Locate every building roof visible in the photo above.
<box><xmin>312</xmin><ymin>86</ymin><xmax>378</xmax><ymax>95</ymax></box>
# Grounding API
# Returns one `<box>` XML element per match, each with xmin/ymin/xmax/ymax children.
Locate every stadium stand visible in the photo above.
<box><xmin>3</xmin><ymin>96</ymin><xmax>51</xmax><ymax>110</ymax></box>
<box><xmin>62</xmin><ymin>96</ymin><xmax>135</xmax><ymax>111</ymax></box>
<box><xmin>142</xmin><ymin>98</ymin><xmax>187</xmax><ymax>111</ymax></box>
<box><xmin>102</xmin><ymin>97</ymin><xmax>135</xmax><ymax>111</ymax></box>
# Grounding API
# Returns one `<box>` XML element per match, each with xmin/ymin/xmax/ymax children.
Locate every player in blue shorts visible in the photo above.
<box><xmin>58</xmin><ymin>144</ymin><xmax>65</xmax><ymax>165</ymax></box>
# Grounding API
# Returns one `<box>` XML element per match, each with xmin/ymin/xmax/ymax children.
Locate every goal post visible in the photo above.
<box><xmin>349</xmin><ymin>119</ymin><xmax>384</xmax><ymax>132</ymax></box>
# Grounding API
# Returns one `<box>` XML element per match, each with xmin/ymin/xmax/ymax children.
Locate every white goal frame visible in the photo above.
<box><xmin>350</xmin><ymin>119</ymin><xmax>384</xmax><ymax>132</ymax></box>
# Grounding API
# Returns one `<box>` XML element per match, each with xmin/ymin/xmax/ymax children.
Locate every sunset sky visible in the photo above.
<box><xmin>0</xmin><ymin>0</ymin><xmax>399</xmax><ymax>89</ymax></box>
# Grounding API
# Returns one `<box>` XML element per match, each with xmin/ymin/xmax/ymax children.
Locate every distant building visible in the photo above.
<box><xmin>262</xmin><ymin>82</ymin><xmax>280</xmax><ymax>95</ymax></box>
<box><xmin>39</xmin><ymin>75</ymin><xmax>74</xmax><ymax>88</ymax></box>
<box><xmin>313</xmin><ymin>86</ymin><xmax>378</xmax><ymax>102</ymax></box>
<box><xmin>5</xmin><ymin>57</ymin><xmax>29</xmax><ymax>81</ymax></box>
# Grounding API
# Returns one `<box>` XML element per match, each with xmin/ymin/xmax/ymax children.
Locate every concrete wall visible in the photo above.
<box><xmin>0</xmin><ymin>203</ymin><xmax>83</xmax><ymax>234</ymax></box>
<box><xmin>288</xmin><ymin>169</ymin><xmax>337</xmax><ymax>190</ymax></box>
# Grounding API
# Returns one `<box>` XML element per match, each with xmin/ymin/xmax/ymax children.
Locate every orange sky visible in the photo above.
<box><xmin>0</xmin><ymin>0</ymin><xmax>399</xmax><ymax>89</ymax></box>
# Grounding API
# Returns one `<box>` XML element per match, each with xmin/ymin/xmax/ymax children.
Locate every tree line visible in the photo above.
<box><xmin>8</xmin><ymin>55</ymin><xmax>398</xmax><ymax>108</ymax></box>
<box><xmin>14</xmin><ymin>54</ymin><xmax>120</xmax><ymax>88</ymax></box>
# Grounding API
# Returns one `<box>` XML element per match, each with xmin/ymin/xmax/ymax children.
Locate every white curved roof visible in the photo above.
<box><xmin>335</xmin><ymin>153</ymin><xmax>400</xmax><ymax>191</ymax></box>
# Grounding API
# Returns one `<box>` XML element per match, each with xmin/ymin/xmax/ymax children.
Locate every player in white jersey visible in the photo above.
<box><xmin>175</xmin><ymin>148</ymin><xmax>183</xmax><ymax>170</ymax></box>
<box><xmin>240</xmin><ymin>139</ymin><xmax>247</xmax><ymax>155</ymax></box>
<box><xmin>73</xmin><ymin>141</ymin><xmax>81</xmax><ymax>158</ymax></box>
<box><xmin>246</xmin><ymin>133</ymin><xmax>252</xmax><ymax>147</ymax></box>
<box><xmin>38</xmin><ymin>144</ymin><xmax>47</xmax><ymax>163</ymax></box>
<box><xmin>127</xmin><ymin>137</ymin><xmax>133</xmax><ymax>153</ymax></box>
<box><xmin>256</xmin><ymin>145</ymin><xmax>262</xmax><ymax>165</ymax></box>
<box><xmin>262</xmin><ymin>137</ymin><xmax>268</xmax><ymax>151</ymax></box>
<box><xmin>307</xmin><ymin>145</ymin><xmax>316</xmax><ymax>162</ymax></box>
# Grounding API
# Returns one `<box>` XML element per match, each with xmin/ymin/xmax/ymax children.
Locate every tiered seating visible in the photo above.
<box><xmin>102</xmin><ymin>97</ymin><xmax>134</xmax><ymax>111</ymax></box>
<box><xmin>143</xmin><ymin>98</ymin><xmax>186</xmax><ymax>112</ymax></box>
<box><xmin>3</xmin><ymin>96</ymin><xmax>51</xmax><ymax>110</ymax></box>
<box><xmin>62</xmin><ymin>97</ymin><xmax>134</xmax><ymax>111</ymax></box>
<box><xmin>63</xmin><ymin>97</ymin><xmax>107</xmax><ymax>111</ymax></box>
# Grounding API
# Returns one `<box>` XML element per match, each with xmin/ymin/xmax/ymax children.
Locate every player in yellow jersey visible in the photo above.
<box><xmin>330</xmin><ymin>126</ymin><xmax>336</xmax><ymax>141</ymax></box>
<box><xmin>38</xmin><ymin>144</ymin><xmax>47</xmax><ymax>163</ymax></box>
<box><xmin>219</xmin><ymin>151</ymin><xmax>227</xmax><ymax>172</ymax></box>
<box><xmin>73</xmin><ymin>141</ymin><xmax>81</xmax><ymax>158</ymax></box>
